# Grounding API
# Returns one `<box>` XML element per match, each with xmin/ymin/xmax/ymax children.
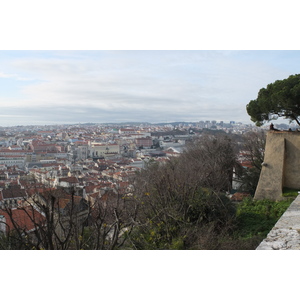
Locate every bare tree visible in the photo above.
<box><xmin>79</xmin><ymin>187</ymin><xmax>139</xmax><ymax>250</ymax></box>
<box><xmin>0</xmin><ymin>185</ymin><xmax>90</xmax><ymax>250</ymax></box>
<box><xmin>128</xmin><ymin>134</ymin><xmax>238</xmax><ymax>249</ymax></box>
<box><xmin>0</xmin><ymin>182</ymin><xmax>139</xmax><ymax>250</ymax></box>
<box><xmin>237</xmin><ymin>131</ymin><xmax>266</xmax><ymax>195</ymax></box>
<box><xmin>181</xmin><ymin>134</ymin><xmax>237</xmax><ymax>192</ymax></box>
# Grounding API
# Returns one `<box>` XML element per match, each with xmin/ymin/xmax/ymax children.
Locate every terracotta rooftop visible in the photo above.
<box><xmin>1</xmin><ymin>188</ymin><xmax>27</xmax><ymax>200</ymax></box>
<box><xmin>0</xmin><ymin>207</ymin><xmax>46</xmax><ymax>233</ymax></box>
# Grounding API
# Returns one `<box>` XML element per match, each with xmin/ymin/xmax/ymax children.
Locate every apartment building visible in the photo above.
<box><xmin>90</xmin><ymin>143</ymin><xmax>120</xmax><ymax>157</ymax></box>
<box><xmin>135</xmin><ymin>137</ymin><xmax>153</xmax><ymax>148</ymax></box>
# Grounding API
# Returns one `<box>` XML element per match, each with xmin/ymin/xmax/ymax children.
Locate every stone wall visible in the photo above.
<box><xmin>256</xmin><ymin>195</ymin><xmax>300</xmax><ymax>250</ymax></box>
<box><xmin>254</xmin><ymin>131</ymin><xmax>300</xmax><ymax>200</ymax></box>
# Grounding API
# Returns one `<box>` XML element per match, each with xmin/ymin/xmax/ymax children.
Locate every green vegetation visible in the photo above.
<box><xmin>246</xmin><ymin>74</ymin><xmax>300</xmax><ymax>126</ymax></box>
<box><xmin>126</xmin><ymin>135</ymin><xmax>239</xmax><ymax>250</ymax></box>
<box><xmin>126</xmin><ymin>194</ymin><xmax>293</xmax><ymax>250</ymax></box>
<box><xmin>129</xmin><ymin>187</ymin><xmax>237</xmax><ymax>250</ymax></box>
<box><xmin>282</xmin><ymin>187</ymin><xmax>299</xmax><ymax>197</ymax></box>
<box><xmin>235</xmin><ymin>198</ymin><xmax>293</xmax><ymax>241</ymax></box>
<box><xmin>125</xmin><ymin>134</ymin><xmax>293</xmax><ymax>250</ymax></box>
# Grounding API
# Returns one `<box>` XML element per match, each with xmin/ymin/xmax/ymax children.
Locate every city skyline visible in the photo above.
<box><xmin>1</xmin><ymin>50</ymin><xmax>300</xmax><ymax>127</ymax></box>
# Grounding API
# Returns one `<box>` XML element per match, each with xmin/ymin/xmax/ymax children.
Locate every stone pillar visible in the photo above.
<box><xmin>254</xmin><ymin>131</ymin><xmax>286</xmax><ymax>200</ymax></box>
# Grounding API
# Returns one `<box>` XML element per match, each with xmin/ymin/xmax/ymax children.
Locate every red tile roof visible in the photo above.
<box><xmin>1</xmin><ymin>188</ymin><xmax>27</xmax><ymax>200</ymax></box>
<box><xmin>0</xmin><ymin>207</ymin><xmax>45</xmax><ymax>233</ymax></box>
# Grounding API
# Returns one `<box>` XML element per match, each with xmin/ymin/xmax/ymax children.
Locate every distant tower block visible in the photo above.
<box><xmin>254</xmin><ymin>131</ymin><xmax>300</xmax><ymax>200</ymax></box>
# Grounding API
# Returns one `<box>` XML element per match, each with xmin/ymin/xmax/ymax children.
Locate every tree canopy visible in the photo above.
<box><xmin>246</xmin><ymin>74</ymin><xmax>300</xmax><ymax>126</ymax></box>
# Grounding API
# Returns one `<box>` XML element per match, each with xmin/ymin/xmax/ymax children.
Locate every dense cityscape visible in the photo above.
<box><xmin>0</xmin><ymin>120</ymin><xmax>260</xmax><ymax>246</ymax></box>
<box><xmin>0</xmin><ymin>119</ymin><xmax>256</xmax><ymax>192</ymax></box>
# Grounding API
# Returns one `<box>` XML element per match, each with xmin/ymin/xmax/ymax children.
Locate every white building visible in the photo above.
<box><xmin>0</xmin><ymin>156</ymin><xmax>26</xmax><ymax>168</ymax></box>
<box><xmin>90</xmin><ymin>143</ymin><xmax>120</xmax><ymax>157</ymax></box>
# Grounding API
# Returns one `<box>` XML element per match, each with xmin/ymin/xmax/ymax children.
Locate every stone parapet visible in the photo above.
<box><xmin>256</xmin><ymin>195</ymin><xmax>300</xmax><ymax>250</ymax></box>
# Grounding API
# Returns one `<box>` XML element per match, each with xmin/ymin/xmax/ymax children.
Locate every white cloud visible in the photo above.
<box><xmin>1</xmin><ymin>50</ymin><xmax>300</xmax><ymax>126</ymax></box>
<box><xmin>0</xmin><ymin>71</ymin><xmax>13</xmax><ymax>78</ymax></box>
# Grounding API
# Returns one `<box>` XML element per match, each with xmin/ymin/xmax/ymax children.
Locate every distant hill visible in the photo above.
<box><xmin>153</xmin><ymin>121</ymin><xmax>197</xmax><ymax>126</ymax></box>
<box><xmin>100</xmin><ymin>122</ymin><xmax>152</xmax><ymax>126</ymax></box>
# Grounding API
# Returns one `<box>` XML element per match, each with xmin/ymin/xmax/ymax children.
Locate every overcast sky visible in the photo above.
<box><xmin>1</xmin><ymin>50</ymin><xmax>300</xmax><ymax>126</ymax></box>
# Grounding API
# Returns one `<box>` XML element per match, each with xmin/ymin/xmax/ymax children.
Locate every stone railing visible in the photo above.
<box><xmin>256</xmin><ymin>195</ymin><xmax>300</xmax><ymax>250</ymax></box>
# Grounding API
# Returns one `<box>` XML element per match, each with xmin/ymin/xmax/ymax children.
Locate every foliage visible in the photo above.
<box><xmin>128</xmin><ymin>134</ymin><xmax>292</xmax><ymax>250</ymax></box>
<box><xmin>238</xmin><ymin>168</ymin><xmax>261</xmax><ymax>196</ymax></box>
<box><xmin>246</xmin><ymin>74</ymin><xmax>300</xmax><ymax>126</ymax></box>
<box><xmin>235</xmin><ymin>198</ymin><xmax>293</xmax><ymax>239</ymax></box>
<box><xmin>237</xmin><ymin>131</ymin><xmax>266</xmax><ymax>195</ymax></box>
<box><xmin>130</xmin><ymin>187</ymin><xmax>237</xmax><ymax>250</ymax></box>
<box><xmin>129</xmin><ymin>135</ymin><xmax>239</xmax><ymax>250</ymax></box>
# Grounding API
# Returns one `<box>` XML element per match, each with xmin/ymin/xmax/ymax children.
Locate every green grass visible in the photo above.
<box><xmin>282</xmin><ymin>187</ymin><xmax>299</xmax><ymax>197</ymax></box>
<box><xmin>235</xmin><ymin>198</ymin><xmax>293</xmax><ymax>240</ymax></box>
